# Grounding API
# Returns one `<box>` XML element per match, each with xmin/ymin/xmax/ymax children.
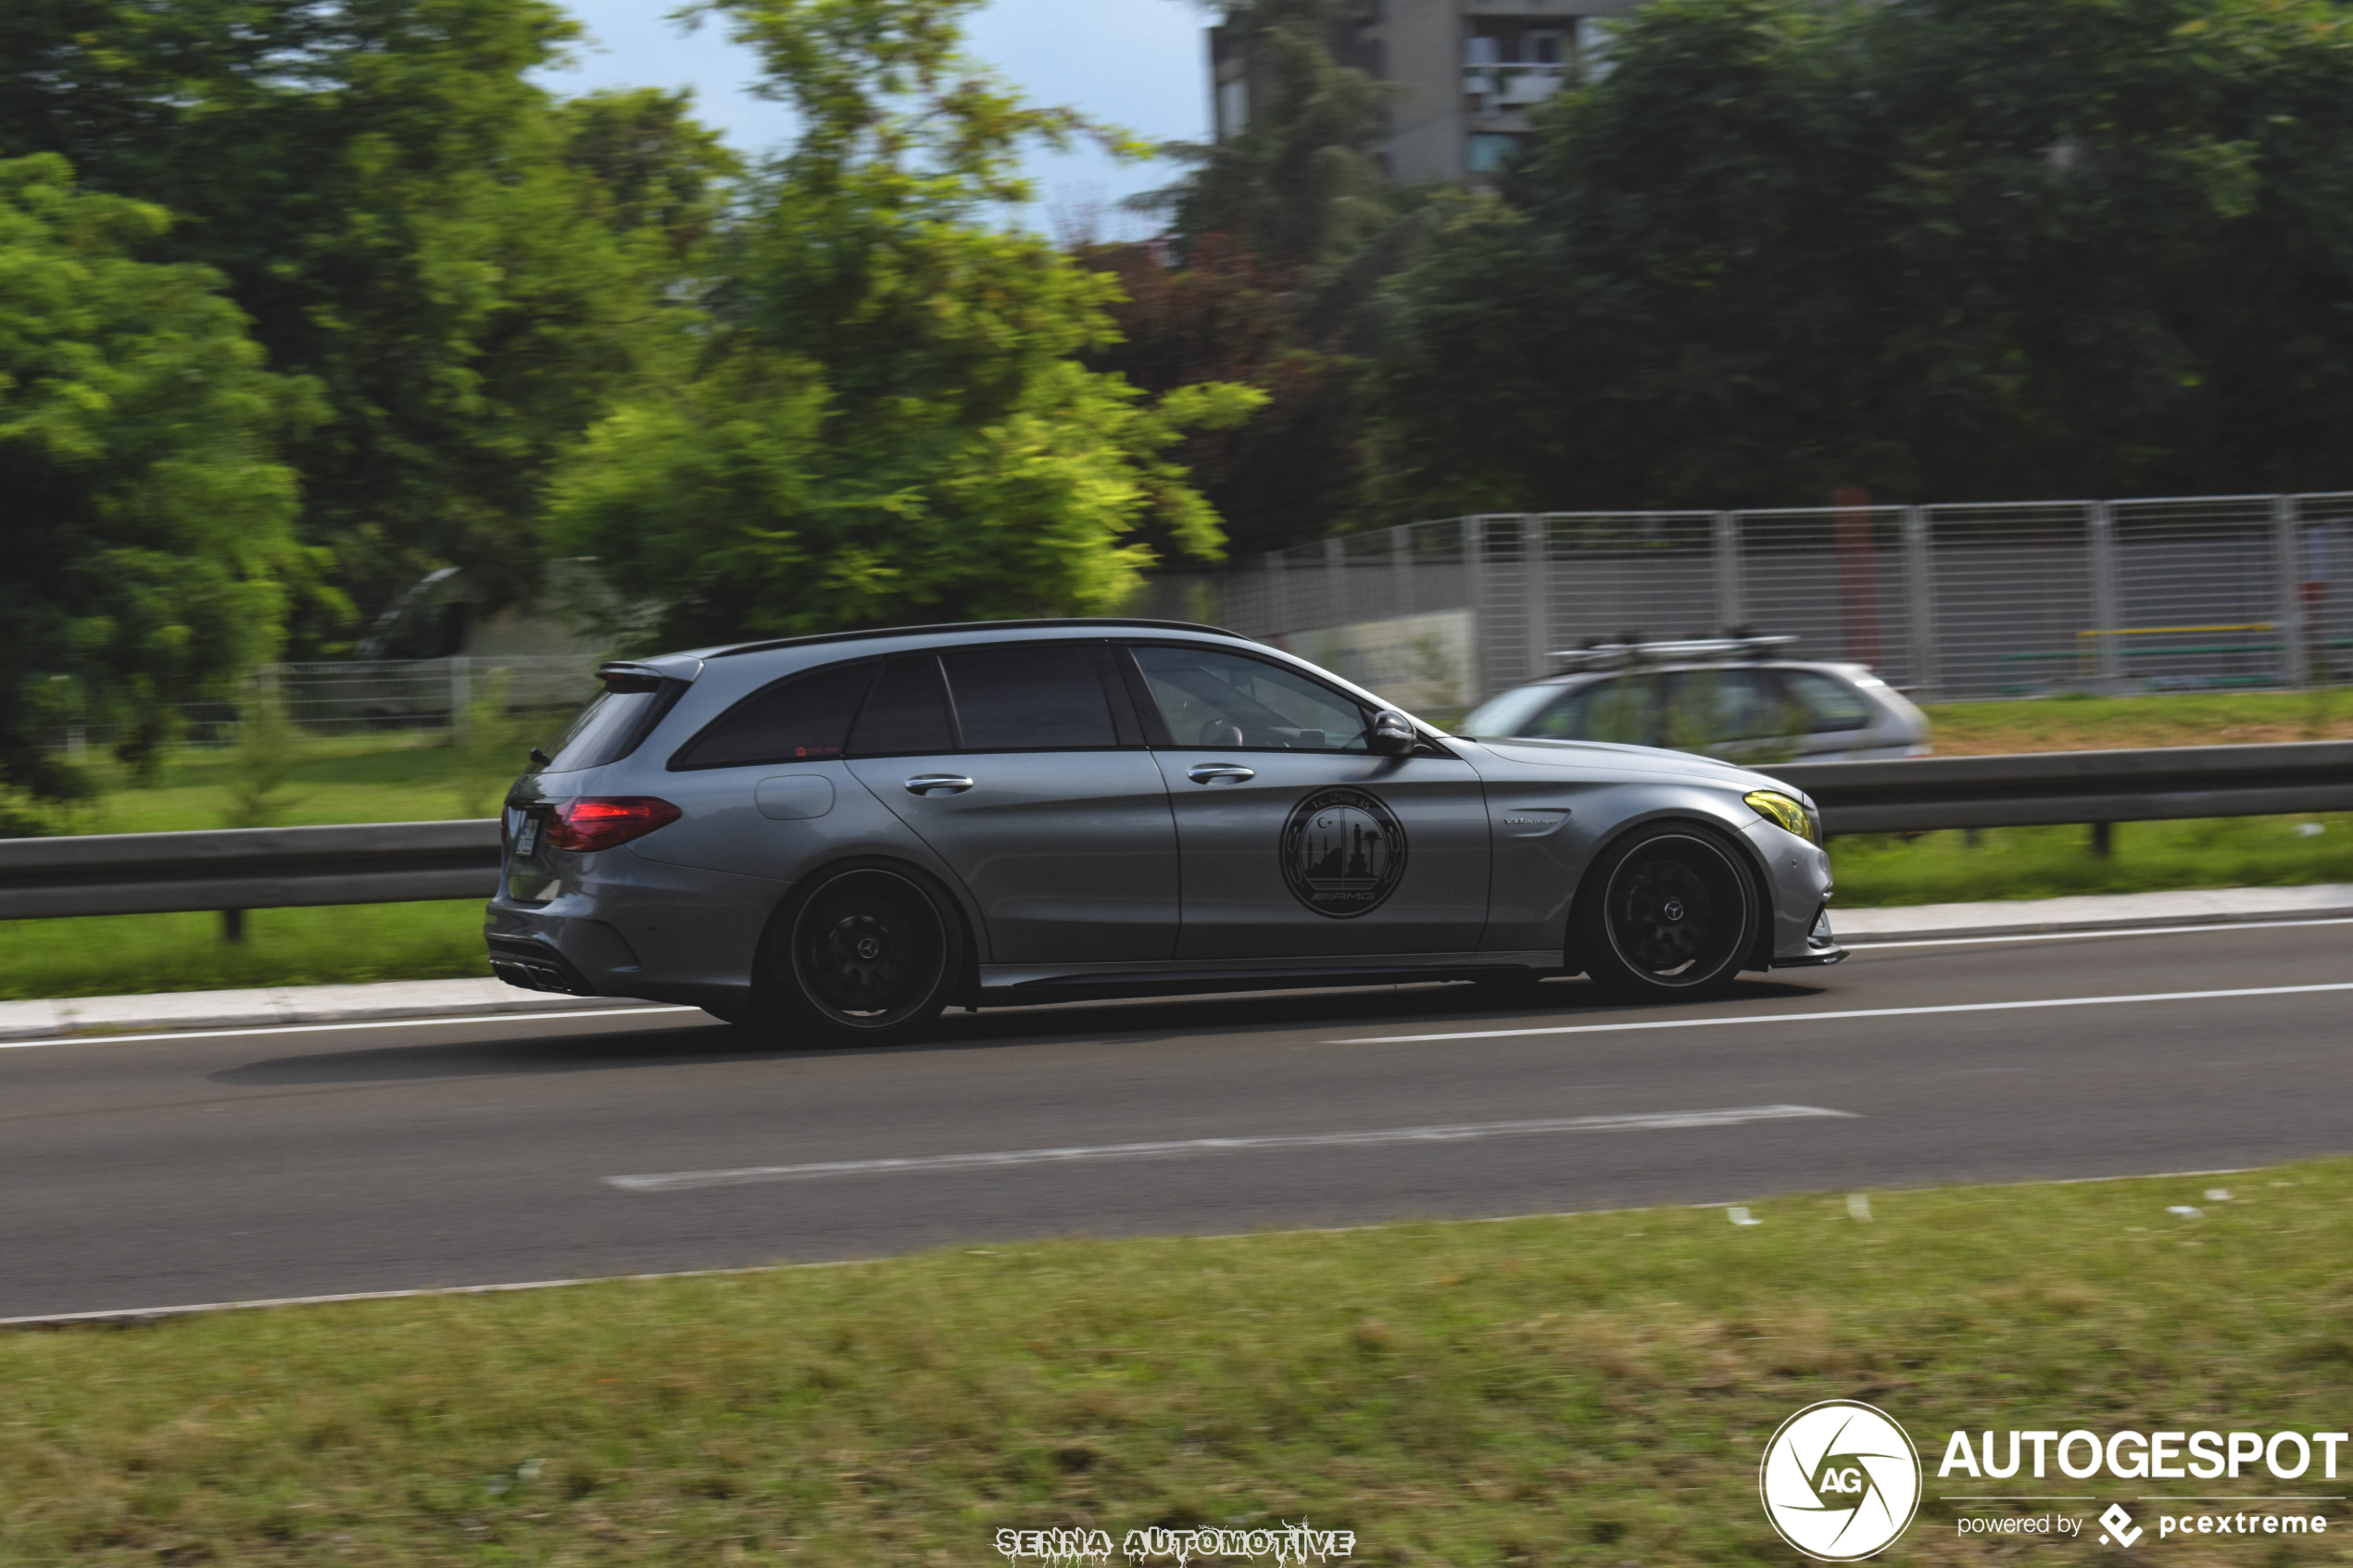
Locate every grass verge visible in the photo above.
<box><xmin>1829</xmin><ymin>812</ymin><xmax>2353</xmax><ymax>907</ymax></box>
<box><xmin>7</xmin><ymin>1160</ymin><xmax>2352</xmax><ymax>1565</ymax></box>
<box><xmin>0</xmin><ymin>902</ymin><xmax>487</xmax><ymax>1001</ymax></box>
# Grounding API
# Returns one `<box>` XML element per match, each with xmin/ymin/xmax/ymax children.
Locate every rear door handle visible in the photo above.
<box><xmin>903</xmin><ymin>774</ymin><xmax>975</xmax><ymax>797</ymax></box>
<box><xmin>1186</xmin><ymin>763</ymin><xmax>1255</xmax><ymax>784</ymax></box>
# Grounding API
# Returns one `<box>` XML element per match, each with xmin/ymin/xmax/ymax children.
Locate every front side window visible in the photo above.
<box><xmin>1130</xmin><ymin>646</ymin><xmax>1369</xmax><ymax>751</ymax></box>
<box><xmin>939</xmin><ymin>645</ymin><xmax>1119</xmax><ymax>751</ymax></box>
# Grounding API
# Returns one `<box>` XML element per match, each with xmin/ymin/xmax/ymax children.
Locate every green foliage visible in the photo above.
<box><xmin>1076</xmin><ymin>0</ymin><xmax>1438</xmax><ymax>554</ymax></box>
<box><xmin>0</xmin><ymin>2</ymin><xmax>729</xmax><ymax>648</ymax></box>
<box><xmin>0</xmin><ymin>154</ymin><xmax>311</xmax><ymax>798</ymax></box>
<box><xmin>1158</xmin><ymin>0</ymin><xmax>1394</xmax><ymax>270</ymax></box>
<box><xmin>219</xmin><ymin>686</ymin><xmax>308</xmax><ymax>831</ymax></box>
<box><xmin>1384</xmin><ymin>0</ymin><xmax>2353</xmax><ymax>514</ymax></box>
<box><xmin>449</xmin><ymin>667</ymin><xmax>539</xmax><ymax>819</ymax></box>
<box><xmin>547</xmin><ymin>0</ymin><xmax>1262</xmax><ymax>648</ymax></box>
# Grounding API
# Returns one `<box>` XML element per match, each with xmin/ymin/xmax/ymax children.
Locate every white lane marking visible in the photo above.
<box><xmin>604</xmin><ymin>1104</ymin><xmax>1855</xmax><ymax>1193</ymax></box>
<box><xmin>1847</xmin><ymin>915</ymin><xmax>2353</xmax><ymax>949</ymax></box>
<box><xmin>1336</xmin><ymin>981</ymin><xmax>2353</xmax><ymax>1045</ymax></box>
<box><xmin>0</xmin><ymin>1004</ymin><xmax>703</xmax><ymax>1050</ymax></box>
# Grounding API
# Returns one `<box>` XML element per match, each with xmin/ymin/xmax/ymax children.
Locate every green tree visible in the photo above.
<box><xmin>546</xmin><ymin>0</ymin><xmax>1263</xmax><ymax>649</ymax></box>
<box><xmin>0</xmin><ymin>154</ymin><xmax>312</xmax><ymax>797</ymax></box>
<box><xmin>1384</xmin><ymin>0</ymin><xmax>2353</xmax><ymax>513</ymax></box>
<box><xmin>1158</xmin><ymin>0</ymin><xmax>1394</xmax><ymax>271</ymax></box>
<box><xmin>1088</xmin><ymin>0</ymin><xmax>1453</xmax><ymax>553</ymax></box>
<box><xmin>0</xmin><ymin>2</ymin><xmax>731</xmax><ymax>648</ymax></box>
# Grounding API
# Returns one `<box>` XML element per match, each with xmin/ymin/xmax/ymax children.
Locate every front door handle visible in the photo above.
<box><xmin>1186</xmin><ymin>763</ymin><xmax>1256</xmax><ymax>785</ymax></box>
<box><xmin>903</xmin><ymin>774</ymin><xmax>975</xmax><ymax>797</ymax></box>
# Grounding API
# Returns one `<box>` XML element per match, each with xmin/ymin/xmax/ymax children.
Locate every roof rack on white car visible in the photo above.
<box><xmin>1547</xmin><ymin>633</ymin><xmax>1797</xmax><ymax>670</ymax></box>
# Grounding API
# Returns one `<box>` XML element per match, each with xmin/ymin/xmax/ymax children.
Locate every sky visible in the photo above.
<box><xmin>538</xmin><ymin>0</ymin><xmax>1214</xmax><ymax>238</ymax></box>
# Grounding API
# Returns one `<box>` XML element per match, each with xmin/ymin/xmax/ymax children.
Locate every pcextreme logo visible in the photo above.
<box><xmin>1760</xmin><ymin>1400</ymin><xmax>1925</xmax><ymax>1561</ymax></box>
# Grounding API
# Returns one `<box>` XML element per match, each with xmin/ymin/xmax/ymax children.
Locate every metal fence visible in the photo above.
<box><xmin>79</xmin><ymin>656</ymin><xmax>600</xmax><ymax>754</ymax></box>
<box><xmin>1206</xmin><ymin>492</ymin><xmax>2353</xmax><ymax>715</ymax></box>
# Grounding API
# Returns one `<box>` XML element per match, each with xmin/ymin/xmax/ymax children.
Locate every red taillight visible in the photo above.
<box><xmin>543</xmin><ymin>797</ymin><xmax>682</xmax><ymax>853</ymax></box>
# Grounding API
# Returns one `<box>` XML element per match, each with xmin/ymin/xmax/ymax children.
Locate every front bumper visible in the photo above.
<box><xmin>1774</xmin><ymin>905</ymin><xmax>1848</xmax><ymax>968</ymax></box>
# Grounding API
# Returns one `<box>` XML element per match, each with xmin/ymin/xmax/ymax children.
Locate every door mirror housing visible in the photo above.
<box><xmin>1368</xmin><ymin>709</ymin><xmax>1417</xmax><ymax>757</ymax></box>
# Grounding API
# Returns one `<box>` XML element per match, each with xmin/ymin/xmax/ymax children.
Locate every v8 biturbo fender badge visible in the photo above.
<box><xmin>1280</xmin><ymin>787</ymin><xmax>1407</xmax><ymax>918</ymax></box>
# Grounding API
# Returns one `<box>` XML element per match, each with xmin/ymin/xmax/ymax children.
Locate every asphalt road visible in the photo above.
<box><xmin>6</xmin><ymin>920</ymin><xmax>2351</xmax><ymax>1320</ymax></box>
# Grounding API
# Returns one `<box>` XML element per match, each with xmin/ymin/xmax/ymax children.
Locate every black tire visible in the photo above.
<box><xmin>1574</xmin><ymin>823</ymin><xmax>1760</xmax><ymax>1002</ymax></box>
<box><xmin>755</xmin><ymin>866</ymin><xmax>964</xmax><ymax>1047</ymax></box>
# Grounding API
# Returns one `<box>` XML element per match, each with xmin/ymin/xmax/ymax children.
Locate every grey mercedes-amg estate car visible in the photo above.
<box><xmin>485</xmin><ymin>619</ymin><xmax>1841</xmax><ymax>1043</ymax></box>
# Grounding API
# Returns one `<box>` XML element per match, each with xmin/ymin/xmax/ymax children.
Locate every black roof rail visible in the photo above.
<box><xmin>709</xmin><ymin>617</ymin><xmax>1254</xmax><ymax>659</ymax></box>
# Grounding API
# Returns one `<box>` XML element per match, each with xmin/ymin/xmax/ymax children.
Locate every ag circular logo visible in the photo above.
<box><xmin>1758</xmin><ymin>1400</ymin><xmax>1922</xmax><ymax>1562</ymax></box>
<box><xmin>1279</xmin><ymin>787</ymin><xmax>1407</xmax><ymax>919</ymax></box>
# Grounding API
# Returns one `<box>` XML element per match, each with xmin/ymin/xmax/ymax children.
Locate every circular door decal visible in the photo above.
<box><xmin>1280</xmin><ymin>787</ymin><xmax>1408</xmax><ymax>918</ymax></box>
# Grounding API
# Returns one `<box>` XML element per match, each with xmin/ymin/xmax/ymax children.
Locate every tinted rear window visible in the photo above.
<box><xmin>545</xmin><ymin>692</ymin><xmax>651</xmax><ymax>772</ymax></box>
<box><xmin>672</xmin><ymin>660</ymin><xmax>875</xmax><ymax>770</ymax></box>
<box><xmin>543</xmin><ymin>679</ymin><xmax>687</xmax><ymax>772</ymax></box>
<box><xmin>848</xmin><ymin>655</ymin><xmax>956</xmax><ymax>755</ymax></box>
<box><xmin>941</xmin><ymin>645</ymin><xmax>1117</xmax><ymax>750</ymax></box>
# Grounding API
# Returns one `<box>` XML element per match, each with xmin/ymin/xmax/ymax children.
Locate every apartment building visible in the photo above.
<box><xmin>1210</xmin><ymin>0</ymin><xmax>1642</xmax><ymax>183</ymax></box>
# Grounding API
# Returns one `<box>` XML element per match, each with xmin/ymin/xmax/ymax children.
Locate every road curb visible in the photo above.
<box><xmin>0</xmin><ymin>978</ymin><xmax>668</xmax><ymax>1044</ymax></box>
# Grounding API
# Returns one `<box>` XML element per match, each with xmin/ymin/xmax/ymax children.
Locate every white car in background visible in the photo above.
<box><xmin>1458</xmin><ymin>638</ymin><xmax>1932</xmax><ymax>763</ymax></box>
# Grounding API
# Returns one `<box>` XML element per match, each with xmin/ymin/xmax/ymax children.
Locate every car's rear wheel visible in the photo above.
<box><xmin>1576</xmin><ymin>823</ymin><xmax>1758</xmax><ymax>1001</ymax></box>
<box><xmin>756</xmin><ymin>867</ymin><xmax>963</xmax><ymax>1047</ymax></box>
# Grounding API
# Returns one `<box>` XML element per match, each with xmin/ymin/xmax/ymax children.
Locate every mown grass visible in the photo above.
<box><xmin>6</xmin><ymin>1160</ymin><xmax>2352</xmax><ymax>1566</ymax></box>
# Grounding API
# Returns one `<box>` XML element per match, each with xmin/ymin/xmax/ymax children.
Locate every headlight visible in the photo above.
<box><xmin>1744</xmin><ymin>790</ymin><xmax>1817</xmax><ymax>843</ymax></box>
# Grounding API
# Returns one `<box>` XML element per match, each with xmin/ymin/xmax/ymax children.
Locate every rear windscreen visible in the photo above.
<box><xmin>544</xmin><ymin>688</ymin><xmax>664</xmax><ymax>772</ymax></box>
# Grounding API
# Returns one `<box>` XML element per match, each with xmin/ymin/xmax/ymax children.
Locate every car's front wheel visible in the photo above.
<box><xmin>1575</xmin><ymin>823</ymin><xmax>1759</xmax><ymax>1001</ymax></box>
<box><xmin>755</xmin><ymin>866</ymin><xmax>964</xmax><ymax>1047</ymax></box>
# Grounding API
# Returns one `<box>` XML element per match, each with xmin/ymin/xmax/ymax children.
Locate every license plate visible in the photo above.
<box><xmin>512</xmin><ymin>815</ymin><xmax>541</xmax><ymax>857</ymax></box>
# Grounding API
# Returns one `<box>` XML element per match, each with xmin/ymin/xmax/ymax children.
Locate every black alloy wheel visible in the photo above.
<box><xmin>1578</xmin><ymin>825</ymin><xmax>1758</xmax><ymax>1000</ymax></box>
<box><xmin>767</xmin><ymin>868</ymin><xmax>963</xmax><ymax>1044</ymax></box>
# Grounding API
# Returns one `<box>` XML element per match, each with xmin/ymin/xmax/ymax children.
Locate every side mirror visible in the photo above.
<box><xmin>1368</xmin><ymin>710</ymin><xmax>1416</xmax><ymax>757</ymax></box>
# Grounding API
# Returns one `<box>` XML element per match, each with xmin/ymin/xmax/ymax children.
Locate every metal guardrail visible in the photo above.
<box><xmin>0</xmin><ymin>742</ymin><xmax>2346</xmax><ymax>920</ymax></box>
<box><xmin>0</xmin><ymin>821</ymin><xmax>500</xmax><ymax>920</ymax></box>
<box><xmin>1775</xmin><ymin>740</ymin><xmax>2353</xmax><ymax>835</ymax></box>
